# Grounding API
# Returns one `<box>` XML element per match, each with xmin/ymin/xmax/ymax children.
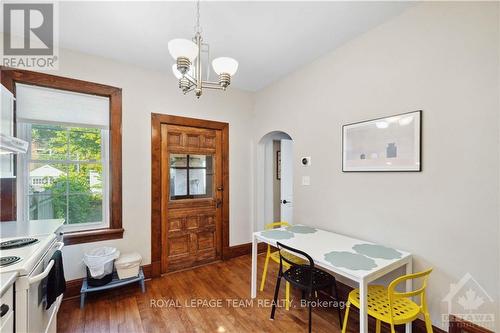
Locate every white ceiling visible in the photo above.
<box><xmin>57</xmin><ymin>1</ymin><xmax>413</xmax><ymax>92</ymax></box>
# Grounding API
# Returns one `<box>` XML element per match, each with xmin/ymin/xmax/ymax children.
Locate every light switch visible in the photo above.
<box><xmin>302</xmin><ymin>176</ymin><xmax>310</xmax><ymax>186</ymax></box>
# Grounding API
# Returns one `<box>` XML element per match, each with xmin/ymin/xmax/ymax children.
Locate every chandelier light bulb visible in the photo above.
<box><xmin>172</xmin><ymin>64</ymin><xmax>183</xmax><ymax>79</ymax></box>
<box><xmin>212</xmin><ymin>57</ymin><xmax>239</xmax><ymax>76</ymax></box>
<box><xmin>168</xmin><ymin>39</ymin><xmax>199</xmax><ymax>62</ymax></box>
<box><xmin>172</xmin><ymin>64</ymin><xmax>194</xmax><ymax>79</ymax></box>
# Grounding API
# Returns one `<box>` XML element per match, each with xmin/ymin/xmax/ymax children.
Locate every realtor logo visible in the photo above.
<box><xmin>442</xmin><ymin>273</ymin><xmax>495</xmax><ymax>330</ymax></box>
<box><xmin>2</xmin><ymin>2</ymin><xmax>59</xmax><ymax>69</ymax></box>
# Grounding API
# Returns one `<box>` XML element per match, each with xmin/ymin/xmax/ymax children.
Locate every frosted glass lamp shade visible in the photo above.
<box><xmin>168</xmin><ymin>39</ymin><xmax>198</xmax><ymax>62</ymax></box>
<box><xmin>212</xmin><ymin>57</ymin><xmax>238</xmax><ymax>76</ymax></box>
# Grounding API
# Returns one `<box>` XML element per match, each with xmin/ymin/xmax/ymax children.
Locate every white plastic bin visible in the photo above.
<box><xmin>115</xmin><ymin>252</ymin><xmax>142</xmax><ymax>279</ymax></box>
<box><xmin>83</xmin><ymin>247</ymin><xmax>120</xmax><ymax>279</ymax></box>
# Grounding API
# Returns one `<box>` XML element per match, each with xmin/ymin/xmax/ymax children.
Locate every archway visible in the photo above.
<box><xmin>255</xmin><ymin>131</ymin><xmax>293</xmax><ymax>232</ymax></box>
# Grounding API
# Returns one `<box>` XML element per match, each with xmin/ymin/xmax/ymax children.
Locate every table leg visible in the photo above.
<box><xmin>80</xmin><ymin>292</ymin><xmax>85</xmax><ymax>309</ymax></box>
<box><xmin>359</xmin><ymin>279</ymin><xmax>368</xmax><ymax>333</ymax></box>
<box><xmin>251</xmin><ymin>235</ymin><xmax>258</xmax><ymax>298</ymax></box>
<box><xmin>405</xmin><ymin>259</ymin><xmax>413</xmax><ymax>333</ymax></box>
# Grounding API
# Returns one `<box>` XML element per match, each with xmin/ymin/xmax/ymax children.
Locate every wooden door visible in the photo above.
<box><xmin>160</xmin><ymin>124</ymin><xmax>223</xmax><ymax>272</ymax></box>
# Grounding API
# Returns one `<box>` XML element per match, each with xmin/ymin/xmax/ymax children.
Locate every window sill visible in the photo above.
<box><xmin>63</xmin><ymin>228</ymin><xmax>124</xmax><ymax>246</ymax></box>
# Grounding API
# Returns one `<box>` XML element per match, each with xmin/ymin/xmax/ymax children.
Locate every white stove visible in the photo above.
<box><xmin>0</xmin><ymin>220</ymin><xmax>64</xmax><ymax>333</ymax></box>
<box><xmin>0</xmin><ymin>234</ymin><xmax>56</xmax><ymax>276</ymax></box>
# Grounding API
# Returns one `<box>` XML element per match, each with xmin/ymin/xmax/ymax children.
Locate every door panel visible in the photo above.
<box><xmin>280</xmin><ymin>139</ymin><xmax>293</xmax><ymax>223</ymax></box>
<box><xmin>161</xmin><ymin>124</ymin><xmax>222</xmax><ymax>273</ymax></box>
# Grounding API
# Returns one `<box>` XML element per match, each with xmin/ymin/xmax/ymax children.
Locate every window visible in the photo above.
<box><xmin>4</xmin><ymin>75</ymin><xmax>123</xmax><ymax>245</ymax></box>
<box><xmin>169</xmin><ymin>154</ymin><xmax>213</xmax><ymax>200</ymax></box>
<box><xmin>20</xmin><ymin>123</ymin><xmax>109</xmax><ymax>231</ymax></box>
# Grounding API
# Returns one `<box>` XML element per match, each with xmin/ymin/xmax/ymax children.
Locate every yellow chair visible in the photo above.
<box><xmin>259</xmin><ymin>222</ymin><xmax>305</xmax><ymax>310</ymax></box>
<box><xmin>342</xmin><ymin>268</ymin><xmax>433</xmax><ymax>333</ymax></box>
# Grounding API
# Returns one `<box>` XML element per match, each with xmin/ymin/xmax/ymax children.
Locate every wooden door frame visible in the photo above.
<box><xmin>151</xmin><ymin>113</ymin><xmax>229</xmax><ymax>277</ymax></box>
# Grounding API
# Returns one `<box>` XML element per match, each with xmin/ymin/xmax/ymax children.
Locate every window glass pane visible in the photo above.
<box><xmin>170</xmin><ymin>154</ymin><xmax>187</xmax><ymax>167</ymax></box>
<box><xmin>29</xmin><ymin>194</ymin><xmax>66</xmax><ymax>221</ymax></box>
<box><xmin>189</xmin><ymin>155</ymin><xmax>206</xmax><ymax>167</ymax></box>
<box><xmin>29</xmin><ymin>163</ymin><xmax>67</xmax><ymax>194</ymax></box>
<box><xmin>69</xmin><ymin>127</ymin><xmax>102</xmax><ymax>161</ymax></box>
<box><xmin>26</xmin><ymin>122</ymin><xmax>107</xmax><ymax>227</ymax></box>
<box><xmin>190</xmin><ymin>169</ymin><xmax>213</xmax><ymax>196</ymax></box>
<box><xmin>68</xmin><ymin>193</ymin><xmax>103</xmax><ymax>224</ymax></box>
<box><xmin>170</xmin><ymin>168</ymin><xmax>187</xmax><ymax>197</ymax></box>
<box><xmin>67</xmin><ymin>163</ymin><xmax>103</xmax><ymax>194</ymax></box>
<box><xmin>31</xmin><ymin>124</ymin><xmax>67</xmax><ymax>160</ymax></box>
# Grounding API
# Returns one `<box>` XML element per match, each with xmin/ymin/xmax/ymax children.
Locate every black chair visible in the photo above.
<box><xmin>270</xmin><ymin>242</ymin><xmax>343</xmax><ymax>333</ymax></box>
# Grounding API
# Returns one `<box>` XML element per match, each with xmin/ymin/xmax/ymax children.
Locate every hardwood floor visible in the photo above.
<box><xmin>58</xmin><ymin>253</ymin><xmax>357</xmax><ymax>333</ymax></box>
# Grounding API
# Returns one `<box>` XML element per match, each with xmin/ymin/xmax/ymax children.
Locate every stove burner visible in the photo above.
<box><xmin>0</xmin><ymin>256</ymin><xmax>21</xmax><ymax>267</ymax></box>
<box><xmin>0</xmin><ymin>237</ymin><xmax>38</xmax><ymax>250</ymax></box>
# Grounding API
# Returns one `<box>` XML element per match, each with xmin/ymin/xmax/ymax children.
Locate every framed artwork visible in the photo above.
<box><xmin>342</xmin><ymin>110</ymin><xmax>422</xmax><ymax>172</ymax></box>
<box><xmin>276</xmin><ymin>151</ymin><xmax>281</xmax><ymax>180</ymax></box>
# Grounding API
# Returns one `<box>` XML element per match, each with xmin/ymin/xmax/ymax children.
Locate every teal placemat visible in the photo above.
<box><xmin>324</xmin><ymin>251</ymin><xmax>377</xmax><ymax>270</ymax></box>
<box><xmin>260</xmin><ymin>229</ymin><xmax>294</xmax><ymax>240</ymax></box>
<box><xmin>286</xmin><ymin>225</ymin><xmax>317</xmax><ymax>234</ymax></box>
<box><xmin>352</xmin><ymin>243</ymin><xmax>402</xmax><ymax>260</ymax></box>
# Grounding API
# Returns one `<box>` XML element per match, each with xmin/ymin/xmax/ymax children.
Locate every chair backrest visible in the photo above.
<box><xmin>276</xmin><ymin>242</ymin><xmax>314</xmax><ymax>269</ymax></box>
<box><xmin>264</xmin><ymin>221</ymin><xmax>290</xmax><ymax>230</ymax></box>
<box><xmin>388</xmin><ymin>268</ymin><xmax>433</xmax><ymax>314</ymax></box>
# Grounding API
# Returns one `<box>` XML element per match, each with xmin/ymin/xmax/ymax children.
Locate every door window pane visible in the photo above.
<box><xmin>170</xmin><ymin>154</ymin><xmax>187</xmax><ymax>167</ymax></box>
<box><xmin>189</xmin><ymin>155</ymin><xmax>206</xmax><ymax>167</ymax></box>
<box><xmin>170</xmin><ymin>168</ymin><xmax>187</xmax><ymax>197</ymax></box>
<box><xmin>169</xmin><ymin>154</ymin><xmax>213</xmax><ymax>199</ymax></box>
<box><xmin>189</xmin><ymin>169</ymin><xmax>206</xmax><ymax>195</ymax></box>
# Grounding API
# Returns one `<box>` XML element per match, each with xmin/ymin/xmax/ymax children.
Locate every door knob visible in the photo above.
<box><xmin>282</xmin><ymin>200</ymin><xmax>291</xmax><ymax>204</ymax></box>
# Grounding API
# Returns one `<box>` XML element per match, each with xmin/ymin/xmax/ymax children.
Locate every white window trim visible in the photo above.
<box><xmin>17</xmin><ymin>121</ymin><xmax>110</xmax><ymax>232</ymax></box>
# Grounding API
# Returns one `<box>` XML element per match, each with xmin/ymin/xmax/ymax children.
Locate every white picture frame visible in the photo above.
<box><xmin>342</xmin><ymin>111</ymin><xmax>422</xmax><ymax>172</ymax></box>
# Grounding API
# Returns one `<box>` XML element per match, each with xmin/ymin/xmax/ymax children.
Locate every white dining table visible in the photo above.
<box><xmin>251</xmin><ymin>225</ymin><xmax>412</xmax><ymax>333</ymax></box>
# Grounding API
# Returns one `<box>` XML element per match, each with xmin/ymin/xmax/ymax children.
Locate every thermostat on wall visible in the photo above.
<box><xmin>301</xmin><ymin>156</ymin><xmax>311</xmax><ymax>166</ymax></box>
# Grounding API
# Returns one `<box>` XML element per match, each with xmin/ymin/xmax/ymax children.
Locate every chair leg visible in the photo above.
<box><xmin>285</xmin><ymin>282</ymin><xmax>290</xmax><ymax>310</ymax></box>
<box><xmin>376</xmin><ymin>319</ymin><xmax>381</xmax><ymax>333</ymax></box>
<box><xmin>270</xmin><ymin>275</ymin><xmax>281</xmax><ymax>320</ymax></box>
<box><xmin>341</xmin><ymin>301</ymin><xmax>350</xmax><ymax>333</ymax></box>
<box><xmin>308</xmin><ymin>291</ymin><xmax>313</xmax><ymax>333</ymax></box>
<box><xmin>332</xmin><ymin>283</ymin><xmax>342</xmax><ymax>326</ymax></box>
<box><xmin>424</xmin><ymin>312</ymin><xmax>434</xmax><ymax>333</ymax></box>
<box><xmin>260</xmin><ymin>253</ymin><xmax>271</xmax><ymax>292</ymax></box>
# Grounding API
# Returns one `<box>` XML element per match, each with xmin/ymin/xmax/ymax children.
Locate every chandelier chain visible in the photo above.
<box><xmin>195</xmin><ymin>0</ymin><xmax>201</xmax><ymax>34</ymax></box>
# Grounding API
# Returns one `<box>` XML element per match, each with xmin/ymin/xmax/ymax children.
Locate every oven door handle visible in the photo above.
<box><xmin>28</xmin><ymin>241</ymin><xmax>64</xmax><ymax>285</ymax></box>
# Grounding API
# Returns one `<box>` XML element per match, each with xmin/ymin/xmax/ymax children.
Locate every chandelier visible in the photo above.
<box><xmin>168</xmin><ymin>1</ymin><xmax>238</xmax><ymax>98</ymax></box>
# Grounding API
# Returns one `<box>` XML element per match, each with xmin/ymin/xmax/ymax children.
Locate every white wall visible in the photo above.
<box><xmin>253</xmin><ymin>2</ymin><xmax>499</xmax><ymax>330</ymax></box>
<box><xmin>25</xmin><ymin>48</ymin><xmax>255</xmax><ymax>280</ymax></box>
